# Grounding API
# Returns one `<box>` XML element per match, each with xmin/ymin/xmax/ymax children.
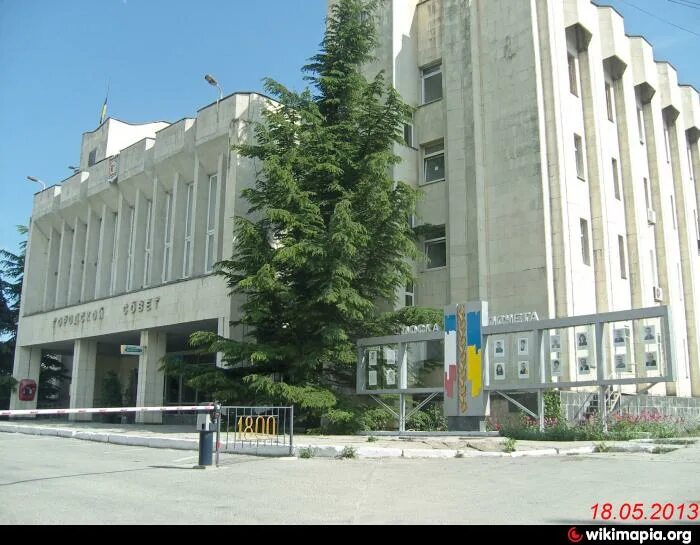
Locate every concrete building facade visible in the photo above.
<box><xmin>356</xmin><ymin>0</ymin><xmax>700</xmax><ymax>396</ymax></box>
<box><xmin>10</xmin><ymin>94</ymin><xmax>267</xmax><ymax>420</ymax></box>
<box><xmin>10</xmin><ymin>0</ymin><xmax>700</xmax><ymax>418</ymax></box>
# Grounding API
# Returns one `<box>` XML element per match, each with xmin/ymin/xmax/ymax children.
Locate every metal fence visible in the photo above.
<box><xmin>217</xmin><ymin>406</ymin><xmax>294</xmax><ymax>457</ymax></box>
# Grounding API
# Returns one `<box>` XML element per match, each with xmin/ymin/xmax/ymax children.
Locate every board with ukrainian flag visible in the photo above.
<box><xmin>444</xmin><ymin>302</ymin><xmax>489</xmax><ymax>420</ymax></box>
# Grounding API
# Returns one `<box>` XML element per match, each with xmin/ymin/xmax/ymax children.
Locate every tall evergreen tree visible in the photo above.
<box><xmin>0</xmin><ymin>227</ymin><xmax>26</xmax><ymax>406</ymax></box>
<box><xmin>177</xmin><ymin>0</ymin><xmax>439</xmax><ymax>421</ymax></box>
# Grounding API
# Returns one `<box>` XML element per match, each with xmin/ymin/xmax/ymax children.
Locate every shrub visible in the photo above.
<box><xmin>298</xmin><ymin>446</ymin><xmax>315</xmax><ymax>459</ymax></box>
<box><xmin>495</xmin><ymin>410</ymin><xmax>692</xmax><ymax>442</ymax></box>
<box><xmin>338</xmin><ymin>446</ymin><xmax>357</xmax><ymax>459</ymax></box>
<box><xmin>406</xmin><ymin>404</ymin><xmax>447</xmax><ymax>432</ymax></box>
<box><xmin>503</xmin><ymin>437</ymin><xmax>517</xmax><ymax>453</ymax></box>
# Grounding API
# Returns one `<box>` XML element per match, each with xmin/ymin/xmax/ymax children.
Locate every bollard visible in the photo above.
<box><xmin>198</xmin><ymin>429</ymin><xmax>214</xmax><ymax>466</ymax></box>
<box><xmin>196</xmin><ymin>408</ymin><xmax>214</xmax><ymax>467</ymax></box>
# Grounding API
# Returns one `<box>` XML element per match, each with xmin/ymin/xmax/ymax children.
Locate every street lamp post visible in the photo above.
<box><xmin>27</xmin><ymin>176</ymin><xmax>46</xmax><ymax>190</ymax></box>
<box><xmin>204</xmin><ymin>74</ymin><xmax>224</xmax><ymax>123</ymax></box>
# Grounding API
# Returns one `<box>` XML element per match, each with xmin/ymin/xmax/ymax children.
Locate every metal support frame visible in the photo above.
<box><xmin>495</xmin><ymin>391</ymin><xmax>538</xmax><ymax>420</ymax></box>
<box><xmin>405</xmin><ymin>392</ymin><xmax>440</xmax><ymax>422</ymax></box>
<box><xmin>369</xmin><ymin>394</ymin><xmax>399</xmax><ymax>420</ymax></box>
<box><xmin>369</xmin><ymin>392</ymin><xmax>441</xmax><ymax>433</ymax></box>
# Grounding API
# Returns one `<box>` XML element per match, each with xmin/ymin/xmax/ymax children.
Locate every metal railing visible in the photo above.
<box><xmin>217</xmin><ymin>406</ymin><xmax>294</xmax><ymax>458</ymax></box>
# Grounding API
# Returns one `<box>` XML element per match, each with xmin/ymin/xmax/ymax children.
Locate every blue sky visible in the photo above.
<box><xmin>0</xmin><ymin>0</ymin><xmax>698</xmax><ymax>257</ymax></box>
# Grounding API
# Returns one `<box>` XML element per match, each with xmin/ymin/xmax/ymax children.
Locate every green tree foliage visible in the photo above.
<box><xmin>170</xmin><ymin>0</ymin><xmax>436</xmax><ymax>427</ymax></box>
<box><xmin>0</xmin><ymin>227</ymin><xmax>26</xmax><ymax>405</ymax></box>
<box><xmin>0</xmin><ymin>226</ymin><xmax>68</xmax><ymax>408</ymax></box>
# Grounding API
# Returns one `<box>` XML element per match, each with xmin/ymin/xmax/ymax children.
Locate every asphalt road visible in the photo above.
<box><xmin>1</xmin><ymin>433</ymin><xmax>699</xmax><ymax>524</ymax></box>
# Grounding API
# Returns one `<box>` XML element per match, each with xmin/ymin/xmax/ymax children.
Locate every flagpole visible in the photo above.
<box><xmin>100</xmin><ymin>80</ymin><xmax>110</xmax><ymax>125</ymax></box>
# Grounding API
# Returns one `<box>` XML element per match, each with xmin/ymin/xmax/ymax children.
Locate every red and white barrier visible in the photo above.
<box><xmin>0</xmin><ymin>404</ymin><xmax>214</xmax><ymax>418</ymax></box>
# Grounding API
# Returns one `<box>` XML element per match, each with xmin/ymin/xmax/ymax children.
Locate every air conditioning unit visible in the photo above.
<box><xmin>647</xmin><ymin>208</ymin><xmax>657</xmax><ymax>225</ymax></box>
<box><xmin>653</xmin><ymin>285</ymin><xmax>664</xmax><ymax>302</ymax></box>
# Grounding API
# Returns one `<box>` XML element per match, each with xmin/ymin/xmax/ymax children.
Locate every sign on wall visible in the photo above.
<box><xmin>120</xmin><ymin>345</ymin><xmax>144</xmax><ymax>356</ymax></box>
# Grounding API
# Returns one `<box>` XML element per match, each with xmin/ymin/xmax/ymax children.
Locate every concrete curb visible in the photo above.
<box><xmin>0</xmin><ymin>423</ymin><xmax>643</xmax><ymax>459</ymax></box>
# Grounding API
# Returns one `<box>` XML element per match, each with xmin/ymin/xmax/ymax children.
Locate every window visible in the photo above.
<box><xmin>670</xmin><ymin>195</ymin><xmax>677</xmax><ymax>230</ymax></box>
<box><xmin>183</xmin><ymin>183</ymin><xmax>194</xmax><ymax>278</ymax></box>
<box><xmin>612</xmin><ymin>158</ymin><xmax>621</xmax><ymax>200</ymax></box>
<box><xmin>650</xmin><ymin>250</ymin><xmax>658</xmax><ymax>286</ymax></box>
<box><xmin>162</xmin><ymin>192</ymin><xmax>173</xmax><ymax>282</ymax></box>
<box><xmin>425</xmin><ymin>226</ymin><xmax>447</xmax><ymax>269</ymax></box>
<box><xmin>580</xmin><ymin>218</ymin><xmax>590</xmax><ymax>266</ymax></box>
<box><xmin>205</xmin><ymin>175</ymin><xmax>218</xmax><ymax>272</ymax></box>
<box><xmin>637</xmin><ymin>106</ymin><xmax>645</xmax><ymax>144</ymax></box>
<box><xmin>405</xmin><ymin>282</ymin><xmax>415</xmax><ymax>307</ymax></box>
<box><xmin>88</xmin><ymin>148</ymin><xmax>97</xmax><ymax>167</ymax></box>
<box><xmin>568</xmin><ymin>53</ymin><xmax>578</xmax><ymax>96</ymax></box>
<box><xmin>143</xmin><ymin>199</ymin><xmax>153</xmax><ymax>287</ymax></box>
<box><xmin>423</xmin><ymin>142</ymin><xmax>445</xmax><ymax>184</ymax></box>
<box><xmin>605</xmin><ymin>82</ymin><xmax>614</xmax><ymax>122</ymax></box>
<box><xmin>403</xmin><ymin>122</ymin><xmax>414</xmax><ymax>148</ymax></box>
<box><xmin>678</xmin><ymin>263</ymin><xmax>683</xmax><ymax>301</ymax></box>
<box><xmin>663</xmin><ymin>122</ymin><xmax>671</xmax><ymax>163</ymax></box>
<box><xmin>618</xmin><ymin>235</ymin><xmax>627</xmax><ymax>279</ymax></box>
<box><xmin>125</xmin><ymin>207</ymin><xmax>135</xmax><ymax>291</ymax></box>
<box><xmin>695</xmin><ymin>209</ymin><xmax>700</xmax><ymax>255</ymax></box>
<box><xmin>574</xmin><ymin>134</ymin><xmax>585</xmax><ymax>180</ymax></box>
<box><xmin>643</xmin><ymin>178</ymin><xmax>650</xmax><ymax>210</ymax></box>
<box><xmin>422</xmin><ymin>64</ymin><xmax>442</xmax><ymax>104</ymax></box>
<box><xmin>688</xmin><ymin>143</ymin><xmax>696</xmax><ymax>182</ymax></box>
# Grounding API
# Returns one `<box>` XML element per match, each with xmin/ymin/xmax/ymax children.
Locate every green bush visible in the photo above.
<box><xmin>503</xmin><ymin>437</ymin><xmax>517</xmax><ymax>453</ymax></box>
<box><xmin>338</xmin><ymin>446</ymin><xmax>357</xmax><ymax>459</ymax></box>
<box><xmin>498</xmin><ymin>411</ymin><xmax>693</xmax><ymax>442</ymax></box>
<box><xmin>406</xmin><ymin>404</ymin><xmax>447</xmax><ymax>432</ymax></box>
<box><xmin>298</xmin><ymin>446</ymin><xmax>315</xmax><ymax>459</ymax></box>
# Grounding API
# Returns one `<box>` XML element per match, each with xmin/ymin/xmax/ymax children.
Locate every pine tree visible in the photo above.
<box><xmin>176</xmin><ymin>0</ymin><xmax>437</xmax><ymax>424</ymax></box>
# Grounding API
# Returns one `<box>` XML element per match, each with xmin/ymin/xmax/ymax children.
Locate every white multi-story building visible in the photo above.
<box><xmin>356</xmin><ymin>0</ymin><xmax>700</xmax><ymax>396</ymax></box>
<box><xmin>10</xmin><ymin>93</ymin><xmax>268</xmax><ymax>420</ymax></box>
<box><xmin>10</xmin><ymin>0</ymin><xmax>700</xmax><ymax>419</ymax></box>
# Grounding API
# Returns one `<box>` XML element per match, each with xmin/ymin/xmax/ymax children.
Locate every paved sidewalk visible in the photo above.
<box><xmin>0</xmin><ymin>420</ymin><xmax>689</xmax><ymax>458</ymax></box>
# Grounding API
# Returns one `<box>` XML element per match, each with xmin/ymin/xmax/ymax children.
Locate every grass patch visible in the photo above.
<box><xmin>298</xmin><ymin>446</ymin><xmax>315</xmax><ymax>459</ymax></box>
<box><xmin>338</xmin><ymin>446</ymin><xmax>357</xmax><ymax>459</ymax></box>
<box><xmin>495</xmin><ymin>412</ymin><xmax>700</xmax><ymax>442</ymax></box>
<box><xmin>503</xmin><ymin>437</ymin><xmax>517</xmax><ymax>453</ymax></box>
<box><xmin>366</xmin><ymin>436</ymin><xmax>378</xmax><ymax>443</ymax></box>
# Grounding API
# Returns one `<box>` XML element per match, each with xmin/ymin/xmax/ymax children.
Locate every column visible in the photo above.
<box><xmin>113</xmin><ymin>194</ymin><xmax>133</xmax><ymax>295</ymax></box>
<box><xmin>150</xmin><ymin>176</ymin><xmax>166</xmax><ymax>287</ymax></box>
<box><xmin>169</xmin><ymin>173</ymin><xmax>186</xmax><ymax>280</ymax></box>
<box><xmin>135</xmin><ymin>329</ymin><xmax>166</xmax><ymax>424</ymax></box>
<box><xmin>55</xmin><ymin>221</ymin><xmax>74</xmax><ymax>309</ymax></box>
<box><xmin>9</xmin><ymin>347</ymin><xmax>42</xmax><ymax>412</ymax></box>
<box><xmin>81</xmin><ymin>206</ymin><xmax>101</xmax><ymax>301</ymax></box>
<box><xmin>23</xmin><ymin>222</ymin><xmax>49</xmax><ymax>315</ymax></box>
<box><xmin>95</xmin><ymin>204</ymin><xmax>116</xmax><ymax>299</ymax></box>
<box><xmin>130</xmin><ymin>189</ymin><xmax>149</xmax><ymax>291</ymax></box>
<box><xmin>43</xmin><ymin>227</ymin><xmax>60</xmax><ymax>310</ymax></box>
<box><xmin>69</xmin><ymin>339</ymin><xmax>98</xmax><ymax>421</ymax></box>
<box><xmin>191</xmin><ymin>157</ymin><xmax>208</xmax><ymax>276</ymax></box>
<box><xmin>215</xmin><ymin>152</ymin><xmax>226</xmax><ymax>266</ymax></box>
<box><xmin>67</xmin><ymin>217</ymin><xmax>87</xmax><ymax>306</ymax></box>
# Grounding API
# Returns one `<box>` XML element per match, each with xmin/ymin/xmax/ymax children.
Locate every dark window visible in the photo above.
<box><xmin>568</xmin><ymin>54</ymin><xmax>578</xmax><ymax>96</ymax></box>
<box><xmin>422</xmin><ymin>64</ymin><xmax>443</xmax><ymax>104</ymax></box>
